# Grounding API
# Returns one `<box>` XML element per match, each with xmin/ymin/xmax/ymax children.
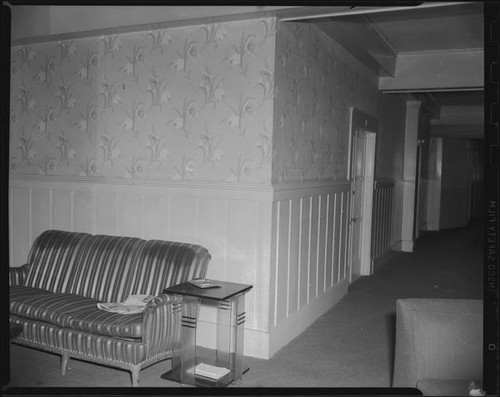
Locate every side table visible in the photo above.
<box><xmin>161</xmin><ymin>280</ymin><xmax>252</xmax><ymax>387</ymax></box>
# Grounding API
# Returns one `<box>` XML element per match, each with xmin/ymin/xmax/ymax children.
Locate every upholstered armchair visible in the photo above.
<box><xmin>392</xmin><ymin>298</ymin><xmax>483</xmax><ymax>396</ymax></box>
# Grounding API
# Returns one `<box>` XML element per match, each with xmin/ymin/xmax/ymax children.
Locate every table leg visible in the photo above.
<box><xmin>180</xmin><ymin>295</ymin><xmax>199</xmax><ymax>385</ymax></box>
<box><xmin>162</xmin><ymin>295</ymin><xmax>199</xmax><ymax>386</ymax></box>
<box><xmin>233</xmin><ymin>293</ymin><xmax>246</xmax><ymax>381</ymax></box>
<box><xmin>216</xmin><ymin>293</ymin><xmax>246</xmax><ymax>382</ymax></box>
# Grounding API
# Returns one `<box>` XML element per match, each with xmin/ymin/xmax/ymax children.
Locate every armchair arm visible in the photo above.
<box><xmin>142</xmin><ymin>294</ymin><xmax>183</xmax><ymax>358</ymax></box>
<box><xmin>9</xmin><ymin>263</ymin><xmax>30</xmax><ymax>286</ymax></box>
<box><xmin>392</xmin><ymin>299</ymin><xmax>482</xmax><ymax>388</ymax></box>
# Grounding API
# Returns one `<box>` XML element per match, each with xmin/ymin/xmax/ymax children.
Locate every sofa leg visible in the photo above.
<box><xmin>131</xmin><ymin>368</ymin><xmax>139</xmax><ymax>387</ymax></box>
<box><xmin>61</xmin><ymin>353</ymin><xmax>69</xmax><ymax>376</ymax></box>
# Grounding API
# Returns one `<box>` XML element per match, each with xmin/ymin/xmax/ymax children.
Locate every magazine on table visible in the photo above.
<box><xmin>187</xmin><ymin>278</ymin><xmax>221</xmax><ymax>289</ymax></box>
<box><xmin>97</xmin><ymin>294</ymin><xmax>155</xmax><ymax>314</ymax></box>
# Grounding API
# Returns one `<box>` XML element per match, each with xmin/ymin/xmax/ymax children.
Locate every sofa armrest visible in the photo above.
<box><xmin>9</xmin><ymin>263</ymin><xmax>30</xmax><ymax>286</ymax></box>
<box><xmin>392</xmin><ymin>298</ymin><xmax>483</xmax><ymax>388</ymax></box>
<box><xmin>141</xmin><ymin>294</ymin><xmax>183</xmax><ymax>357</ymax></box>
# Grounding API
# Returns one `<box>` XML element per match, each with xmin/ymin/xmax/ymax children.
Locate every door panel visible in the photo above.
<box><xmin>351</xmin><ymin>131</ymin><xmax>366</xmax><ymax>277</ymax></box>
<box><xmin>348</xmin><ymin>109</ymin><xmax>378</xmax><ymax>282</ymax></box>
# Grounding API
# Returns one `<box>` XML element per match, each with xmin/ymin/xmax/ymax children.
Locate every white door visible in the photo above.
<box><xmin>350</xmin><ymin>131</ymin><xmax>365</xmax><ymax>278</ymax></box>
<box><xmin>349</xmin><ymin>129</ymin><xmax>376</xmax><ymax>281</ymax></box>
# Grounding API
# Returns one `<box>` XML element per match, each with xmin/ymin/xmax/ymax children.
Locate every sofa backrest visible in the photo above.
<box><xmin>68</xmin><ymin>234</ymin><xmax>145</xmax><ymax>302</ymax></box>
<box><xmin>25</xmin><ymin>230</ymin><xmax>212</xmax><ymax>302</ymax></box>
<box><xmin>127</xmin><ymin>239</ymin><xmax>211</xmax><ymax>296</ymax></box>
<box><xmin>24</xmin><ymin>230</ymin><xmax>91</xmax><ymax>293</ymax></box>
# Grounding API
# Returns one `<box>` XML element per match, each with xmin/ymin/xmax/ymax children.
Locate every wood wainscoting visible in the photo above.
<box><xmin>269</xmin><ymin>181</ymin><xmax>351</xmax><ymax>356</ymax></box>
<box><xmin>9</xmin><ymin>176</ymin><xmax>355</xmax><ymax>359</ymax></box>
<box><xmin>9</xmin><ymin>175</ymin><xmax>274</xmax><ymax>358</ymax></box>
<box><xmin>371</xmin><ymin>179</ymin><xmax>404</xmax><ymax>271</ymax></box>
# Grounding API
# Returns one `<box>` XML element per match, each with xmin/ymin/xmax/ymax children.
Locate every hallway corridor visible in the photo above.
<box><xmin>236</xmin><ymin>219</ymin><xmax>483</xmax><ymax>387</ymax></box>
<box><xmin>8</xmin><ymin>220</ymin><xmax>483</xmax><ymax>388</ymax></box>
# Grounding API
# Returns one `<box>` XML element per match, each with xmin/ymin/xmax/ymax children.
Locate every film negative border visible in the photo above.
<box><xmin>484</xmin><ymin>2</ymin><xmax>500</xmax><ymax>396</ymax></box>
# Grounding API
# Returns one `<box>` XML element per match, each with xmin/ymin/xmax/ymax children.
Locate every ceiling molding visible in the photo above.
<box><xmin>361</xmin><ymin>14</ymin><xmax>398</xmax><ymax>55</ymax></box>
<box><xmin>430</xmin><ymin>124</ymin><xmax>484</xmax><ymax>139</ymax></box>
<box><xmin>396</xmin><ymin>47</ymin><xmax>484</xmax><ymax>56</ymax></box>
<box><xmin>413</xmin><ymin>93</ymin><xmax>441</xmax><ymax>119</ymax></box>
<box><xmin>432</xmin><ymin>105</ymin><xmax>484</xmax><ymax>125</ymax></box>
<box><xmin>9</xmin><ymin>5</ymin><xmax>299</xmax><ymax>45</ymax></box>
<box><xmin>379</xmin><ymin>49</ymin><xmax>484</xmax><ymax>91</ymax></box>
<box><xmin>280</xmin><ymin>2</ymin><xmax>471</xmax><ymax>22</ymax></box>
<box><xmin>315</xmin><ymin>15</ymin><xmax>396</xmax><ymax>77</ymax></box>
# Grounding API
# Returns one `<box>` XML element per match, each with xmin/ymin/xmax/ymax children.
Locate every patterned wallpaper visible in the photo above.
<box><xmin>9</xmin><ymin>18</ymin><xmax>276</xmax><ymax>183</ymax></box>
<box><xmin>272</xmin><ymin>21</ymin><xmax>379</xmax><ymax>183</ymax></box>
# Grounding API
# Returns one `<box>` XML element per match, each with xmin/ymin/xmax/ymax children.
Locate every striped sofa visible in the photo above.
<box><xmin>9</xmin><ymin>230</ymin><xmax>211</xmax><ymax>386</ymax></box>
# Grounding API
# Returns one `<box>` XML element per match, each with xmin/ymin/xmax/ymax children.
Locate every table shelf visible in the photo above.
<box><xmin>162</xmin><ymin>280</ymin><xmax>252</xmax><ymax>387</ymax></box>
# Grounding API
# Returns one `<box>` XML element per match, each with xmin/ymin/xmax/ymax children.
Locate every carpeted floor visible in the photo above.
<box><xmin>6</xmin><ymin>220</ymin><xmax>483</xmax><ymax>389</ymax></box>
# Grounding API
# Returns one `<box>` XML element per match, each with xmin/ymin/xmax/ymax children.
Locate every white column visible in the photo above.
<box><xmin>401</xmin><ymin>100</ymin><xmax>421</xmax><ymax>252</ymax></box>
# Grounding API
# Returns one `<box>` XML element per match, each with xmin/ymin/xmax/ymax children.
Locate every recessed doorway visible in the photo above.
<box><xmin>347</xmin><ymin>108</ymin><xmax>378</xmax><ymax>283</ymax></box>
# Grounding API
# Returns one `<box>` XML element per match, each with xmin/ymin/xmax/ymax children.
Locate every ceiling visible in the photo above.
<box><xmin>430</xmin><ymin>91</ymin><xmax>483</xmax><ymax>107</ymax></box>
<box><xmin>8</xmin><ymin>2</ymin><xmax>484</xmax><ymax>134</ymax></box>
<box><xmin>304</xmin><ymin>3</ymin><xmax>484</xmax><ymax>138</ymax></box>
<box><xmin>8</xmin><ymin>5</ymin><xmax>300</xmax><ymax>40</ymax></box>
<box><xmin>307</xmin><ymin>1</ymin><xmax>484</xmax><ymax>128</ymax></box>
<box><xmin>360</xmin><ymin>3</ymin><xmax>483</xmax><ymax>54</ymax></box>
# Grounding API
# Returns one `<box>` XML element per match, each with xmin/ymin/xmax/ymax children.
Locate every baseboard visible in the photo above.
<box><xmin>268</xmin><ymin>278</ymin><xmax>349</xmax><ymax>357</ymax></box>
<box><xmin>393</xmin><ymin>240</ymin><xmax>403</xmax><ymax>251</ymax></box>
<box><xmin>424</xmin><ymin>221</ymin><xmax>439</xmax><ymax>231</ymax></box>
<box><xmin>401</xmin><ymin>239</ymin><xmax>414</xmax><ymax>252</ymax></box>
<box><xmin>172</xmin><ymin>277</ymin><xmax>348</xmax><ymax>360</ymax></box>
<box><xmin>196</xmin><ymin>258</ymin><xmax>350</xmax><ymax>360</ymax></box>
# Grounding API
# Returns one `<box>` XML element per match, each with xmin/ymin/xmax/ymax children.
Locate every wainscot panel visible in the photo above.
<box><xmin>371</xmin><ymin>179</ymin><xmax>405</xmax><ymax>272</ymax></box>
<box><xmin>372</xmin><ymin>180</ymin><xmax>395</xmax><ymax>260</ymax></box>
<box><xmin>269</xmin><ymin>181</ymin><xmax>351</xmax><ymax>355</ymax></box>
<box><xmin>9</xmin><ymin>175</ymin><xmax>274</xmax><ymax>358</ymax></box>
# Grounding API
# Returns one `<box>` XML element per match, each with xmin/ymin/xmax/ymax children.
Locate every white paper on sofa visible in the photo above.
<box><xmin>97</xmin><ymin>294</ymin><xmax>154</xmax><ymax>314</ymax></box>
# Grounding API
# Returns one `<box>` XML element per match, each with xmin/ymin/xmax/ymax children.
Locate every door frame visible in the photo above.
<box><xmin>413</xmin><ymin>139</ymin><xmax>424</xmax><ymax>241</ymax></box>
<box><xmin>347</xmin><ymin>108</ymin><xmax>378</xmax><ymax>283</ymax></box>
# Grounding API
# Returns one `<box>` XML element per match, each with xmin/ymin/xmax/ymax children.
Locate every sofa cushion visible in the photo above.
<box><xmin>11</xmin><ymin>318</ymin><xmax>147</xmax><ymax>365</ymax></box>
<box><xmin>24</xmin><ymin>230</ymin><xmax>90</xmax><ymax>294</ymax></box>
<box><xmin>68</xmin><ymin>309</ymin><xmax>143</xmax><ymax>339</ymax></box>
<box><xmin>10</xmin><ymin>285</ymin><xmax>98</xmax><ymax>328</ymax></box>
<box><xmin>10</xmin><ymin>285</ymin><xmax>143</xmax><ymax>339</ymax></box>
<box><xmin>128</xmin><ymin>239</ymin><xmax>211</xmax><ymax>296</ymax></box>
<box><xmin>417</xmin><ymin>378</ymin><xmax>480</xmax><ymax>396</ymax></box>
<box><xmin>68</xmin><ymin>234</ymin><xmax>145</xmax><ymax>302</ymax></box>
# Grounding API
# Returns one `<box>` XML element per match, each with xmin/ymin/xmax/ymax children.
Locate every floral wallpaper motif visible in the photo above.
<box><xmin>10</xmin><ymin>18</ymin><xmax>276</xmax><ymax>183</ymax></box>
<box><xmin>272</xmin><ymin>21</ymin><xmax>379</xmax><ymax>183</ymax></box>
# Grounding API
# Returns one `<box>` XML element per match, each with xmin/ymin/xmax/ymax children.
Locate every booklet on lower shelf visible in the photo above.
<box><xmin>194</xmin><ymin>363</ymin><xmax>230</xmax><ymax>380</ymax></box>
